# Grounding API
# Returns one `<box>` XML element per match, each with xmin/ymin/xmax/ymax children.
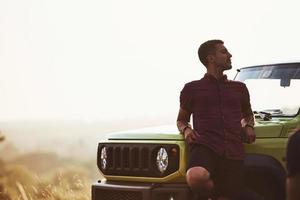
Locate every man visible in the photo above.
<box><xmin>177</xmin><ymin>40</ymin><xmax>255</xmax><ymax>200</ymax></box>
<box><xmin>286</xmin><ymin>129</ymin><xmax>300</xmax><ymax>200</ymax></box>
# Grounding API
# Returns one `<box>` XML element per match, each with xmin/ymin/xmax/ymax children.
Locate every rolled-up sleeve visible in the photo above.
<box><xmin>241</xmin><ymin>83</ymin><xmax>253</xmax><ymax>118</ymax></box>
<box><xmin>180</xmin><ymin>83</ymin><xmax>193</xmax><ymax>112</ymax></box>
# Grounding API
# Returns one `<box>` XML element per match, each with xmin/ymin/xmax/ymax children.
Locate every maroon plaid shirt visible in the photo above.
<box><xmin>180</xmin><ymin>74</ymin><xmax>253</xmax><ymax>160</ymax></box>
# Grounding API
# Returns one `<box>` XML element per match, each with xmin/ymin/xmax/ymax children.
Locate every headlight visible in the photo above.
<box><xmin>156</xmin><ymin>147</ymin><xmax>168</xmax><ymax>173</ymax></box>
<box><xmin>100</xmin><ymin>147</ymin><xmax>107</xmax><ymax>170</ymax></box>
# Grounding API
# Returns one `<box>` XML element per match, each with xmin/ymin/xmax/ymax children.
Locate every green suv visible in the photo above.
<box><xmin>92</xmin><ymin>62</ymin><xmax>300</xmax><ymax>200</ymax></box>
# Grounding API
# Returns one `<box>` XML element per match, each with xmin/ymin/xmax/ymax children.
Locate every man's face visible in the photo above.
<box><xmin>211</xmin><ymin>43</ymin><xmax>232</xmax><ymax>71</ymax></box>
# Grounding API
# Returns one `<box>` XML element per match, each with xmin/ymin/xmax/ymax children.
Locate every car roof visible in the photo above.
<box><xmin>239</xmin><ymin>60</ymin><xmax>300</xmax><ymax>70</ymax></box>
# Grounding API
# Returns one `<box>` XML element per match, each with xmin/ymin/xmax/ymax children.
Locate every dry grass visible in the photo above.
<box><xmin>0</xmin><ymin>120</ymin><xmax>155</xmax><ymax>200</ymax></box>
<box><xmin>0</xmin><ymin>152</ymin><xmax>95</xmax><ymax>200</ymax></box>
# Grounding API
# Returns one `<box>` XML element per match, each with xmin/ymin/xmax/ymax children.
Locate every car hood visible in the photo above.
<box><xmin>106</xmin><ymin>121</ymin><xmax>285</xmax><ymax>141</ymax></box>
<box><xmin>253</xmin><ymin>121</ymin><xmax>283</xmax><ymax>137</ymax></box>
<box><xmin>107</xmin><ymin>125</ymin><xmax>183</xmax><ymax>141</ymax></box>
<box><xmin>107</xmin><ymin>132</ymin><xmax>184</xmax><ymax>141</ymax></box>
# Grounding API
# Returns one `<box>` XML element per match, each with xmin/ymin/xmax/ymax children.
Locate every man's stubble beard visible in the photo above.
<box><xmin>219</xmin><ymin>64</ymin><xmax>232</xmax><ymax>72</ymax></box>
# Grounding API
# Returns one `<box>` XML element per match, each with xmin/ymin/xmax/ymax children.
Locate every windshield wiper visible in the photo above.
<box><xmin>253</xmin><ymin>111</ymin><xmax>272</xmax><ymax>121</ymax></box>
<box><xmin>262</xmin><ymin>109</ymin><xmax>283</xmax><ymax>115</ymax></box>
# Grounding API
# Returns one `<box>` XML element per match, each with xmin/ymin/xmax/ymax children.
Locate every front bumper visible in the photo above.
<box><xmin>91</xmin><ymin>180</ymin><xmax>191</xmax><ymax>200</ymax></box>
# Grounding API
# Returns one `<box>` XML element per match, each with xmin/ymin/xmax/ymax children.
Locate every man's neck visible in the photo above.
<box><xmin>206</xmin><ymin>68</ymin><xmax>224</xmax><ymax>80</ymax></box>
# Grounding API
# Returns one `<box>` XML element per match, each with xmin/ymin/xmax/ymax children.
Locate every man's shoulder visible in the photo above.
<box><xmin>182</xmin><ymin>79</ymin><xmax>203</xmax><ymax>92</ymax></box>
<box><xmin>289</xmin><ymin>129</ymin><xmax>300</xmax><ymax>144</ymax></box>
<box><xmin>227</xmin><ymin>79</ymin><xmax>246</xmax><ymax>86</ymax></box>
<box><xmin>227</xmin><ymin>79</ymin><xmax>247</xmax><ymax>90</ymax></box>
<box><xmin>184</xmin><ymin>79</ymin><xmax>202</xmax><ymax>87</ymax></box>
<box><xmin>287</xmin><ymin>129</ymin><xmax>300</xmax><ymax>176</ymax></box>
<box><xmin>288</xmin><ymin>129</ymin><xmax>300</xmax><ymax>155</ymax></box>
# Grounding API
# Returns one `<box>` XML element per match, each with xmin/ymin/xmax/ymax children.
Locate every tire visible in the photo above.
<box><xmin>244</xmin><ymin>169</ymin><xmax>285</xmax><ymax>200</ymax></box>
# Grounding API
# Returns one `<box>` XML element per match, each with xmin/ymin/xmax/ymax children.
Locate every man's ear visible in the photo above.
<box><xmin>207</xmin><ymin>55</ymin><xmax>214</xmax><ymax>64</ymax></box>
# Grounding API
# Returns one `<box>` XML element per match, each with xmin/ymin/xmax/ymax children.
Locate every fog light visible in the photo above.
<box><xmin>156</xmin><ymin>147</ymin><xmax>168</xmax><ymax>173</ymax></box>
<box><xmin>100</xmin><ymin>147</ymin><xmax>107</xmax><ymax>170</ymax></box>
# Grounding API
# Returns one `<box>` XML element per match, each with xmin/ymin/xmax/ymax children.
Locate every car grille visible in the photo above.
<box><xmin>97</xmin><ymin>143</ymin><xmax>179</xmax><ymax>177</ymax></box>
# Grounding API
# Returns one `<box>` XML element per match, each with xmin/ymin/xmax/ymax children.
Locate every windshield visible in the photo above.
<box><xmin>235</xmin><ymin>63</ymin><xmax>300</xmax><ymax>117</ymax></box>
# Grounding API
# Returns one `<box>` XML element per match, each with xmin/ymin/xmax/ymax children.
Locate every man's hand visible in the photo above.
<box><xmin>184</xmin><ymin>128</ymin><xmax>197</xmax><ymax>144</ymax></box>
<box><xmin>241</xmin><ymin>115</ymin><xmax>255</xmax><ymax>144</ymax></box>
<box><xmin>244</xmin><ymin>126</ymin><xmax>256</xmax><ymax>144</ymax></box>
<box><xmin>176</xmin><ymin>107</ymin><xmax>198</xmax><ymax>144</ymax></box>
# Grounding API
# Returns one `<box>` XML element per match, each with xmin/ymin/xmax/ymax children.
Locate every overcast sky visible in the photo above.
<box><xmin>0</xmin><ymin>0</ymin><xmax>300</xmax><ymax>121</ymax></box>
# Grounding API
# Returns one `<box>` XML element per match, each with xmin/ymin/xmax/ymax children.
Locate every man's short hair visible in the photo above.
<box><xmin>198</xmin><ymin>39</ymin><xmax>224</xmax><ymax>67</ymax></box>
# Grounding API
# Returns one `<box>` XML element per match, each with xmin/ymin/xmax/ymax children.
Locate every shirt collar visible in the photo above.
<box><xmin>204</xmin><ymin>73</ymin><xmax>228</xmax><ymax>83</ymax></box>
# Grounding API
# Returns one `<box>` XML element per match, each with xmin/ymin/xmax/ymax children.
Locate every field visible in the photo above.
<box><xmin>0</xmin><ymin>118</ymin><xmax>172</xmax><ymax>200</ymax></box>
<box><xmin>0</xmin><ymin>154</ymin><xmax>92</xmax><ymax>200</ymax></box>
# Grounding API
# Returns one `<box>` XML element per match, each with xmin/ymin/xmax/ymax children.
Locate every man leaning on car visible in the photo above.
<box><xmin>177</xmin><ymin>39</ymin><xmax>255</xmax><ymax>200</ymax></box>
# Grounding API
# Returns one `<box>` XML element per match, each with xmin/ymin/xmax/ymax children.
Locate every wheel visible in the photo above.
<box><xmin>244</xmin><ymin>170</ymin><xmax>285</xmax><ymax>200</ymax></box>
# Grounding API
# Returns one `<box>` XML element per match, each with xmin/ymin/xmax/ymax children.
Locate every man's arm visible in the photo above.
<box><xmin>177</xmin><ymin>108</ymin><xmax>196</xmax><ymax>144</ymax></box>
<box><xmin>240</xmin><ymin>83</ymin><xmax>256</xmax><ymax>144</ymax></box>
<box><xmin>241</xmin><ymin>114</ymin><xmax>256</xmax><ymax>143</ymax></box>
<box><xmin>286</xmin><ymin>130</ymin><xmax>300</xmax><ymax>200</ymax></box>
<box><xmin>287</xmin><ymin>174</ymin><xmax>300</xmax><ymax>200</ymax></box>
<box><xmin>177</xmin><ymin>108</ymin><xmax>191</xmax><ymax>133</ymax></box>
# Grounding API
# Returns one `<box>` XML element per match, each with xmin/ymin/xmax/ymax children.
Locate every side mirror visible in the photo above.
<box><xmin>280</xmin><ymin>77</ymin><xmax>290</xmax><ymax>87</ymax></box>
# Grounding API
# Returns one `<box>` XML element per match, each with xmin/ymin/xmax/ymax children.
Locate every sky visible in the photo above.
<box><xmin>0</xmin><ymin>0</ymin><xmax>300</xmax><ymax>122</ymax></box>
